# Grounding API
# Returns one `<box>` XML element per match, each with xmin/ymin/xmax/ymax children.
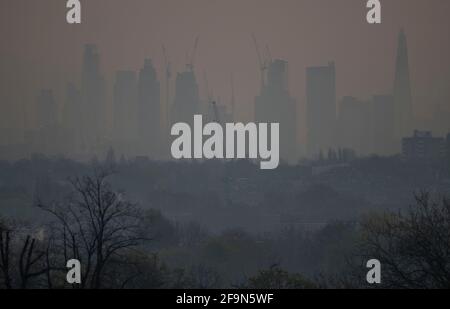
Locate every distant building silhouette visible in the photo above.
<box><xmin>255</xmin><ymin>59</ymin><xmax>297</xmax><ymax>163</ymax></box>
<box><xmin>306</xmin><ymin>62</ymin><xmax>336</xmax><ymax>157</ymax></box>
<box><xmin>81</xmin><ymin>44</ymin><xmax>105</xmax><ymax>150</ymax></box>
<box><xmin>32</xmin><ymin>89</ymin><xmax>72</xmax><ymax>155</ymax></box>
<box><xmin>138</xmin><ymin>59</ymin><xmax>162</xmax><ymax>158</ymax></box>
<box><xmin>171</xmin><ymin>69</ymin><xmax>200</xmax><ymax>126</ymax></box>
<box><xmin>63</xmin><ymin>83</ymin><xmax>82</xmax><ymax>152</ymax></box>
<box><xmin>402</xmin><ymin>130</ymin><xmax>445</xmax><ymax>159</ymax></box>
<box><xmin>369</xmin><ymin>95</ymin><xmax>395</xmax><ymax>155</ymax></box>
<box><xmin>337</xmin><ymin>96</ymin><xmax>370</xmax><ymax>156</ymax></box>
<box><xmin>63</xmin><ymin>83</ymin><xmax>82</xmax><ymax>131</ymax></box>
<box><xmin>113</xmin><ymin>70</ymin><xmax>138</xmax><ymax>156</ymax></box>
<box><xmin>393</xmin><ymin>30</ymin><xmax>413</xmax><ymax>141</ymax></box>
<box><xmin>204</xmin><ymin>99</ymin><xmax>233</xmax><ymax>124</ymax></box>
<box><xmin>105</xmin><ymin>146</ymin><xmax>117</xmax><ymax>166</ymax></box>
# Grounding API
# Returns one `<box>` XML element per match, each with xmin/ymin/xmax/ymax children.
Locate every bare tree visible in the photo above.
<box><xmin>0</xmin><ymin>226</ymin><xmax>50</xmax><ymax>289</ymax></box>
<box><xmin>245</xmin><ymin>265</ymin><xmax>316</xmax><ymax>289</ymax></box>
<box><xmin>360</xmin><ymin>192</ymin><xmax>450</xmax><ymax>289</ymax></box>
<box><xmin>38</xmin><ymin>169</ymin><xmax>145</xmax><ymax>289</ymax></box>
<box><xmin>18</xmin><ymin>235</ymin><xmax>48</xmax><ymax>288</ymax></box>
<box><xmin>189</xmin><ymin>264</ymin><xmax>221</xmax><ymax>289</ymax></box>
<box><xmin>0</xmin><ymin>229</ymin><xmax>12</xmax><ymax>288</ymax></box>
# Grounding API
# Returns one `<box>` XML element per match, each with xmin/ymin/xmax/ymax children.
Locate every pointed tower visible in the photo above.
<box><xmin>393</xmin><ymin>29</ymin><xmax>413</xmax><ymax>140</ymax></box>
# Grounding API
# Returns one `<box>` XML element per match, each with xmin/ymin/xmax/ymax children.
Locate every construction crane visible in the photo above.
<box><xmin>211</xmin><ymin>101</ymin><xmax>220</xmax><ymax>124</ymax></box>
<box><xmin>265</xmin><ymin>44</ymin><xmax>273</xmax><ymax>64</ymax></box>
<box><xmin>162</xmin><ymin>45</ymin><xmax>171</xmax><ymax>133</ymax></box>
<box><xmin>203</xmin><ymin>70</ymin><xmax>213</xmax><ymax>103</ymax></box>
<box><xmin>230</xmin><ymin>73</ymin><xmax>236</xmax><ymax>121</ymax></box>
<box><xmin>252</xmin><ymin>33</ymin><xmax>268</xmax><ymax>91</ymax></box>
<box><xmin>203</xmin><ymin>71</ymin><xmax>215</xmax><ymax>123</ymax></box>
<box><xmin>186</xmin><ymin>36</ymin><xmax>199</xmax><ymax>72</ymax></box>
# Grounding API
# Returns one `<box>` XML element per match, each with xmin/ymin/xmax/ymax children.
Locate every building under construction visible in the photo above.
<box><xmin>170</xmin><ymin>38</ymin><xmax>201</xmax><ymax>128</ymax></box>
<box><xmin>171</xmin><ymin>69</ymin><xmax>201</xmax><ymax>127</ymax></box>
<box><xmin>255</xmin><ymin>59</ymin><xmax>297</xmax><ymax>163</ymax></box>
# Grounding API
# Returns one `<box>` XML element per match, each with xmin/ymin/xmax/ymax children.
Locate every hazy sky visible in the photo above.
<box><xmin>1</xmin><ymin>0</ymin><xmax>450</xmax><ymax>137</ymax></box>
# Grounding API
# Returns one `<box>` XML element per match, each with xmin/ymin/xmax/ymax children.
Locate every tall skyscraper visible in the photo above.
<box><xmin>255</xmin><ymin>59</ymin><xmax>297</xmax><ymax>163</ymax></box>
<box><xmin>81</xmin><ymin>44</ymin><xmax>105</xmax><ymax>150</ymax></box>
<box><xmin>393</xmin><ymin>29</ymin><xmax>413</xmax><ymax>140</ymax></box>
<box><xmin>138</xmin><ymin>59</ymin><xmax>161</xmax><ymax>158</ymax></box>
<box><xmin>171</xmin><ymin>69</ymin><xmax>200</xmax><ymax>126</ymax></box>
<box><xmin>306</xmin><ymin>62</ymin><xmax>336</xmax><ymax>157</ymax></box>
<box><xmin>113</xmin><ymin>70</ymin><xmax>138</xmax><ymax>155</ymax></box>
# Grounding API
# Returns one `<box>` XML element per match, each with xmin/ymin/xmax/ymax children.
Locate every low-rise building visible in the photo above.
<box><xmin>402</xmin><ymin>130</ymin><xmax>445</xmax><ymax>159</ymax></box>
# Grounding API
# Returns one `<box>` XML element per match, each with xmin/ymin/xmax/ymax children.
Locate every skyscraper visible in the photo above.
<box><xmin>306</xmin><ymin>62</ymin><xmax>336</xmax><ymax>157</ymax></box>
<box><xmin>113</xmin><ymin>70</ymin><xmax>138</xmax><ymax>155</ymax></box>
<box><xmin>138</xmin><ymin>59</ymin><xmax>161</xmax><ymax>158</ymax></box>
<box><xmin>255</xmin><ymin>59</ymin><xmax>297</xmax><ymax>163</ymax></box>
<box><xmin>393</xmin><ymin>29</ymin><xmax>413</xmax><ymax>141</ymax></box>
<box><xmin>171</xmin><ymin>70</ymin><xmax>200</xmax><ymax>126</ymax></box>
<box><xmin>81</xmin><ymin>44</ymin><xmax>105</xmax><ymax>150</ymax></box>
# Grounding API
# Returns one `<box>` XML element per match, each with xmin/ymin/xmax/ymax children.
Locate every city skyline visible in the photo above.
<box><xmin>1</xmin><ymin>1</ymin><xmax>450</xmax><ymax>290</ymax></box>
<box><xmin>0</xmin><ymin>28</ymin><xmax>448</xmax><ymax>161</ymax></box>
<box><xmin>1</xmin><ymin>0</ymin><xmax>450</xmax><ymax>160</ymax></box>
